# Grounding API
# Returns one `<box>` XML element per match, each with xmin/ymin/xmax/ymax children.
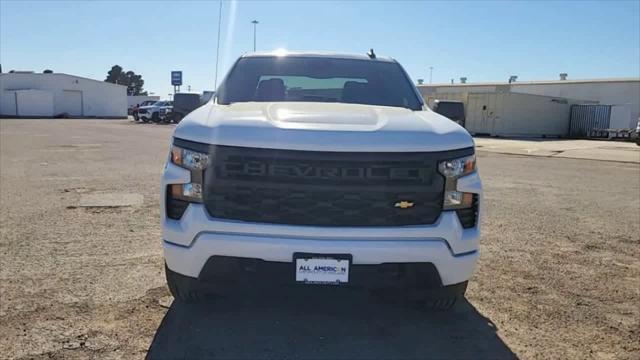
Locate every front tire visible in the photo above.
<box><xmin>165</xmin><ymin>264</ymin><xmax>203</xmax><ymax>303</ymax></box>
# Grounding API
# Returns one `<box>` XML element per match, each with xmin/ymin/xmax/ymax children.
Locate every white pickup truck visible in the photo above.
<box><xmin>137</xmin><ymin>101</ymin><xmax>172</xmax><ymax>123</ymax></box>
<box><xmin>161</xmin><ymin>51</ymin><xmax>482</xmax><ymax>310</ymax></box>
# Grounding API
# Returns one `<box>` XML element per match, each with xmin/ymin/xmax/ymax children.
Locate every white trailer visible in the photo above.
<box><xmin>464</xmin><ymin>92</ymin><xmax>576</xmax><ymax>137</ymax></box>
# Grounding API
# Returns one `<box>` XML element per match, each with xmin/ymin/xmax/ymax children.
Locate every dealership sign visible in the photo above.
<box><xmin>171</xmin><ymin>71</ymin><xmax>182</xmax><ymax>86</ymax></box>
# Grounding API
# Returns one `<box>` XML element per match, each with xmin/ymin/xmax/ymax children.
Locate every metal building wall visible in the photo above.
<box><xmin>0</xmin><ymin>73</ymin><xmax>127</xmax><ymax>118</ymax></box>
<box><xmin>569</xmin><ymin>105</ymin><xmax>611</xmax><ymax>137</ymax></box>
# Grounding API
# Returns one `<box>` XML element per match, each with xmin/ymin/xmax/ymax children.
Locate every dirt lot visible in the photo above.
<box><xmin>1</xmin><ymin>119</ymin><xmax>638</xmax><ymax>359</ymax></box>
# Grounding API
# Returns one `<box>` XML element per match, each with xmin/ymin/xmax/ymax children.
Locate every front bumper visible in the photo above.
<box><xmin>163</xmin><ymin>234</ymin><xmax>478</xmax><ymax>286</ymax></box>
<box><xmin>168</xmin><ymin>256</ymin><xmax>469</xmax><ymax>297</ymax></box>
<box><xmin>162</xmin><ymin>162</ymin><xmax>482</xmax><ymax>287</ymax></box>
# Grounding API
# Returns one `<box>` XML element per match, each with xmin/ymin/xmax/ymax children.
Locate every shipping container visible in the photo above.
<box><xmin>465</xmin><ymin>92</ymin><xmax>573</xmax><ymax>137</ymax></box>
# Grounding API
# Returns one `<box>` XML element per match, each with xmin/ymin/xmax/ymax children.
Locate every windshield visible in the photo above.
<box><xmin>217</xmin><ymin>56</ymin><xmax>423</xmax><ymax>110</ymax></box>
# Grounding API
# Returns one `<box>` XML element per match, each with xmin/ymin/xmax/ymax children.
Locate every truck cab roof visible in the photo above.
<box><xmin>241</xmin><ymin>50</ymin><xmax>396</xmax><ymax>63</ymax></box>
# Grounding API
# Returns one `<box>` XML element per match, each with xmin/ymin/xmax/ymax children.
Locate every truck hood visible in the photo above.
<box><xmin>173</xmin><ymin>102</ymin><xmax>474</xmax><ymax>152</ymax></box>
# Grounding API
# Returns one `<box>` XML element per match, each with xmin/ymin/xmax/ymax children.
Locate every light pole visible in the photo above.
<box><xmin>251</xmin><ymin>20</ymin><xmax>259</xmax><ymax>51</ymax></box>
<box><xmin>429</xmin><ymin>66</ymin><xmax>434</xmax><ymax>84</ymax></box>
<box><xmin>214</xmin><ymin>0</ymin><xmax>223</xmax><ymax>89</ymax></box>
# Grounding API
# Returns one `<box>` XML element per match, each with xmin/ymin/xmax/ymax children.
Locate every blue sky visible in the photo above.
<box><xmin>1</xmin><ymin>0</ymin><xmax>639</xmax><ymax>98</ymax></box>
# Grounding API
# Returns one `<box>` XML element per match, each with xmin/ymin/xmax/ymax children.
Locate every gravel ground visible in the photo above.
<box><xmin>0</xmin><ymin>119</ymin><xmax>638</xmax><ymax>359</ymax></box>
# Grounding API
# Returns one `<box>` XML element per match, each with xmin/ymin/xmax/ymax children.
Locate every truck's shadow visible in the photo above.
<box><xmin>147</xmin><ymin>287</ymin><xmax>515</xmax><ymax>359</ymax></box>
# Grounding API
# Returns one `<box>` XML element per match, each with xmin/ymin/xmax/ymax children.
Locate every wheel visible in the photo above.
<box><xmin>165</xmin><ymin>263</ymin><xmax>203</xmax><ymax>303</ymax></box>
<box><xmin>418</xmin><ymin>281</ymin><xmax>468</xmax><ymax>311</ymax></box>
<box><xmin>133</xmin><ymin>113</ymin><xmax>139</xmax><ymax>121</ymax></box>
<box><xmin>151</xmin><ymin>112</ymin><xmax>160</xmax><ymax>123</ymax></box>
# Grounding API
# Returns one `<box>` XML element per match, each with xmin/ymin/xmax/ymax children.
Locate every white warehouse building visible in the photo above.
<box><xmin>418</xmin><ymin>78</ymin><xmax>640</xmax><ymax>137</ymax></box>
<box><xmin>0</xmin><ymin>72</ymin><xmax>127</xmax><ymax>118</ymax></box>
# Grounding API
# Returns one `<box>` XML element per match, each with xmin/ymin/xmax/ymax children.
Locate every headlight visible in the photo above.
<box><xmin>438</xmin><ymin>154</ymin><xmax>476</xmax><ymax>210</ymax></box>
<box><xmin>171</xmin><ymin>145</ymin><xmax>209</xmax><ymax>170</ymax></box>
<box><xmin>167</xmin><ymin>145</ymin><xmax>209</xmax><ymax>207</ymax></box>
<box><xmin>438</xmin><ymin>154</ymin><xmax>475</xmax><ymax>178</ymax></box>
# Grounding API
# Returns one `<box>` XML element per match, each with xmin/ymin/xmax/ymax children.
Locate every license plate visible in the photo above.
<box><xmin>294</xmin><ymin>255</ymin><xmax>350</xmax><ymax>285</ymax></box>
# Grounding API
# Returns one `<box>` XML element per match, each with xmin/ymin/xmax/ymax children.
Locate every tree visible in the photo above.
<box><xmin>105</xmin><ymin>65</ymin><xmax>147</xmax><ymax>95</ymax></box>
<box><xmin>43</xmin><ymin>69</ymin><xmax>53</xmax><ymax>73</ymax></box>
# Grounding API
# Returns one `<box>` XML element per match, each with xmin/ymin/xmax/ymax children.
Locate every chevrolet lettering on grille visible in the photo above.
<box><xmin>221</xmin><ymin>160</ymin><xmax>430</xmax><ymax>182</ymax></box>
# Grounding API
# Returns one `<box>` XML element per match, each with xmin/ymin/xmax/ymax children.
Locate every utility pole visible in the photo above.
<box><xmin>251</xmin><ymin>20</ymin><xmax>259</xmax><ymax>52</ymax></box>
<box><xmin>429</xmin><ymin>66</ymin><xmax>433</xmax><ymax>84</ymax></box>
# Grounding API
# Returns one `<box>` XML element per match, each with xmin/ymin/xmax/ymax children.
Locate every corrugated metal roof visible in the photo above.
<box><xmin>418</xmin><ymin>78</ymin><xmax>640</xmax><ymax>87</ymax></box>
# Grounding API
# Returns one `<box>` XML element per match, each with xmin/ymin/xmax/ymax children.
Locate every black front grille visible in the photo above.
<box><xmin>175</xmin><ymin>139</ymin><xmax>473</xmax><ymax>227</ymax></box>
<box><xmin>138</xmin><ymin>109</ymin><xmax>148</xmax><ymax>114</ymax></box>
<box><xmin>206</xmin><ymin>184</ymin><xmax>444</xmax><ymax>226</ymax></box>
